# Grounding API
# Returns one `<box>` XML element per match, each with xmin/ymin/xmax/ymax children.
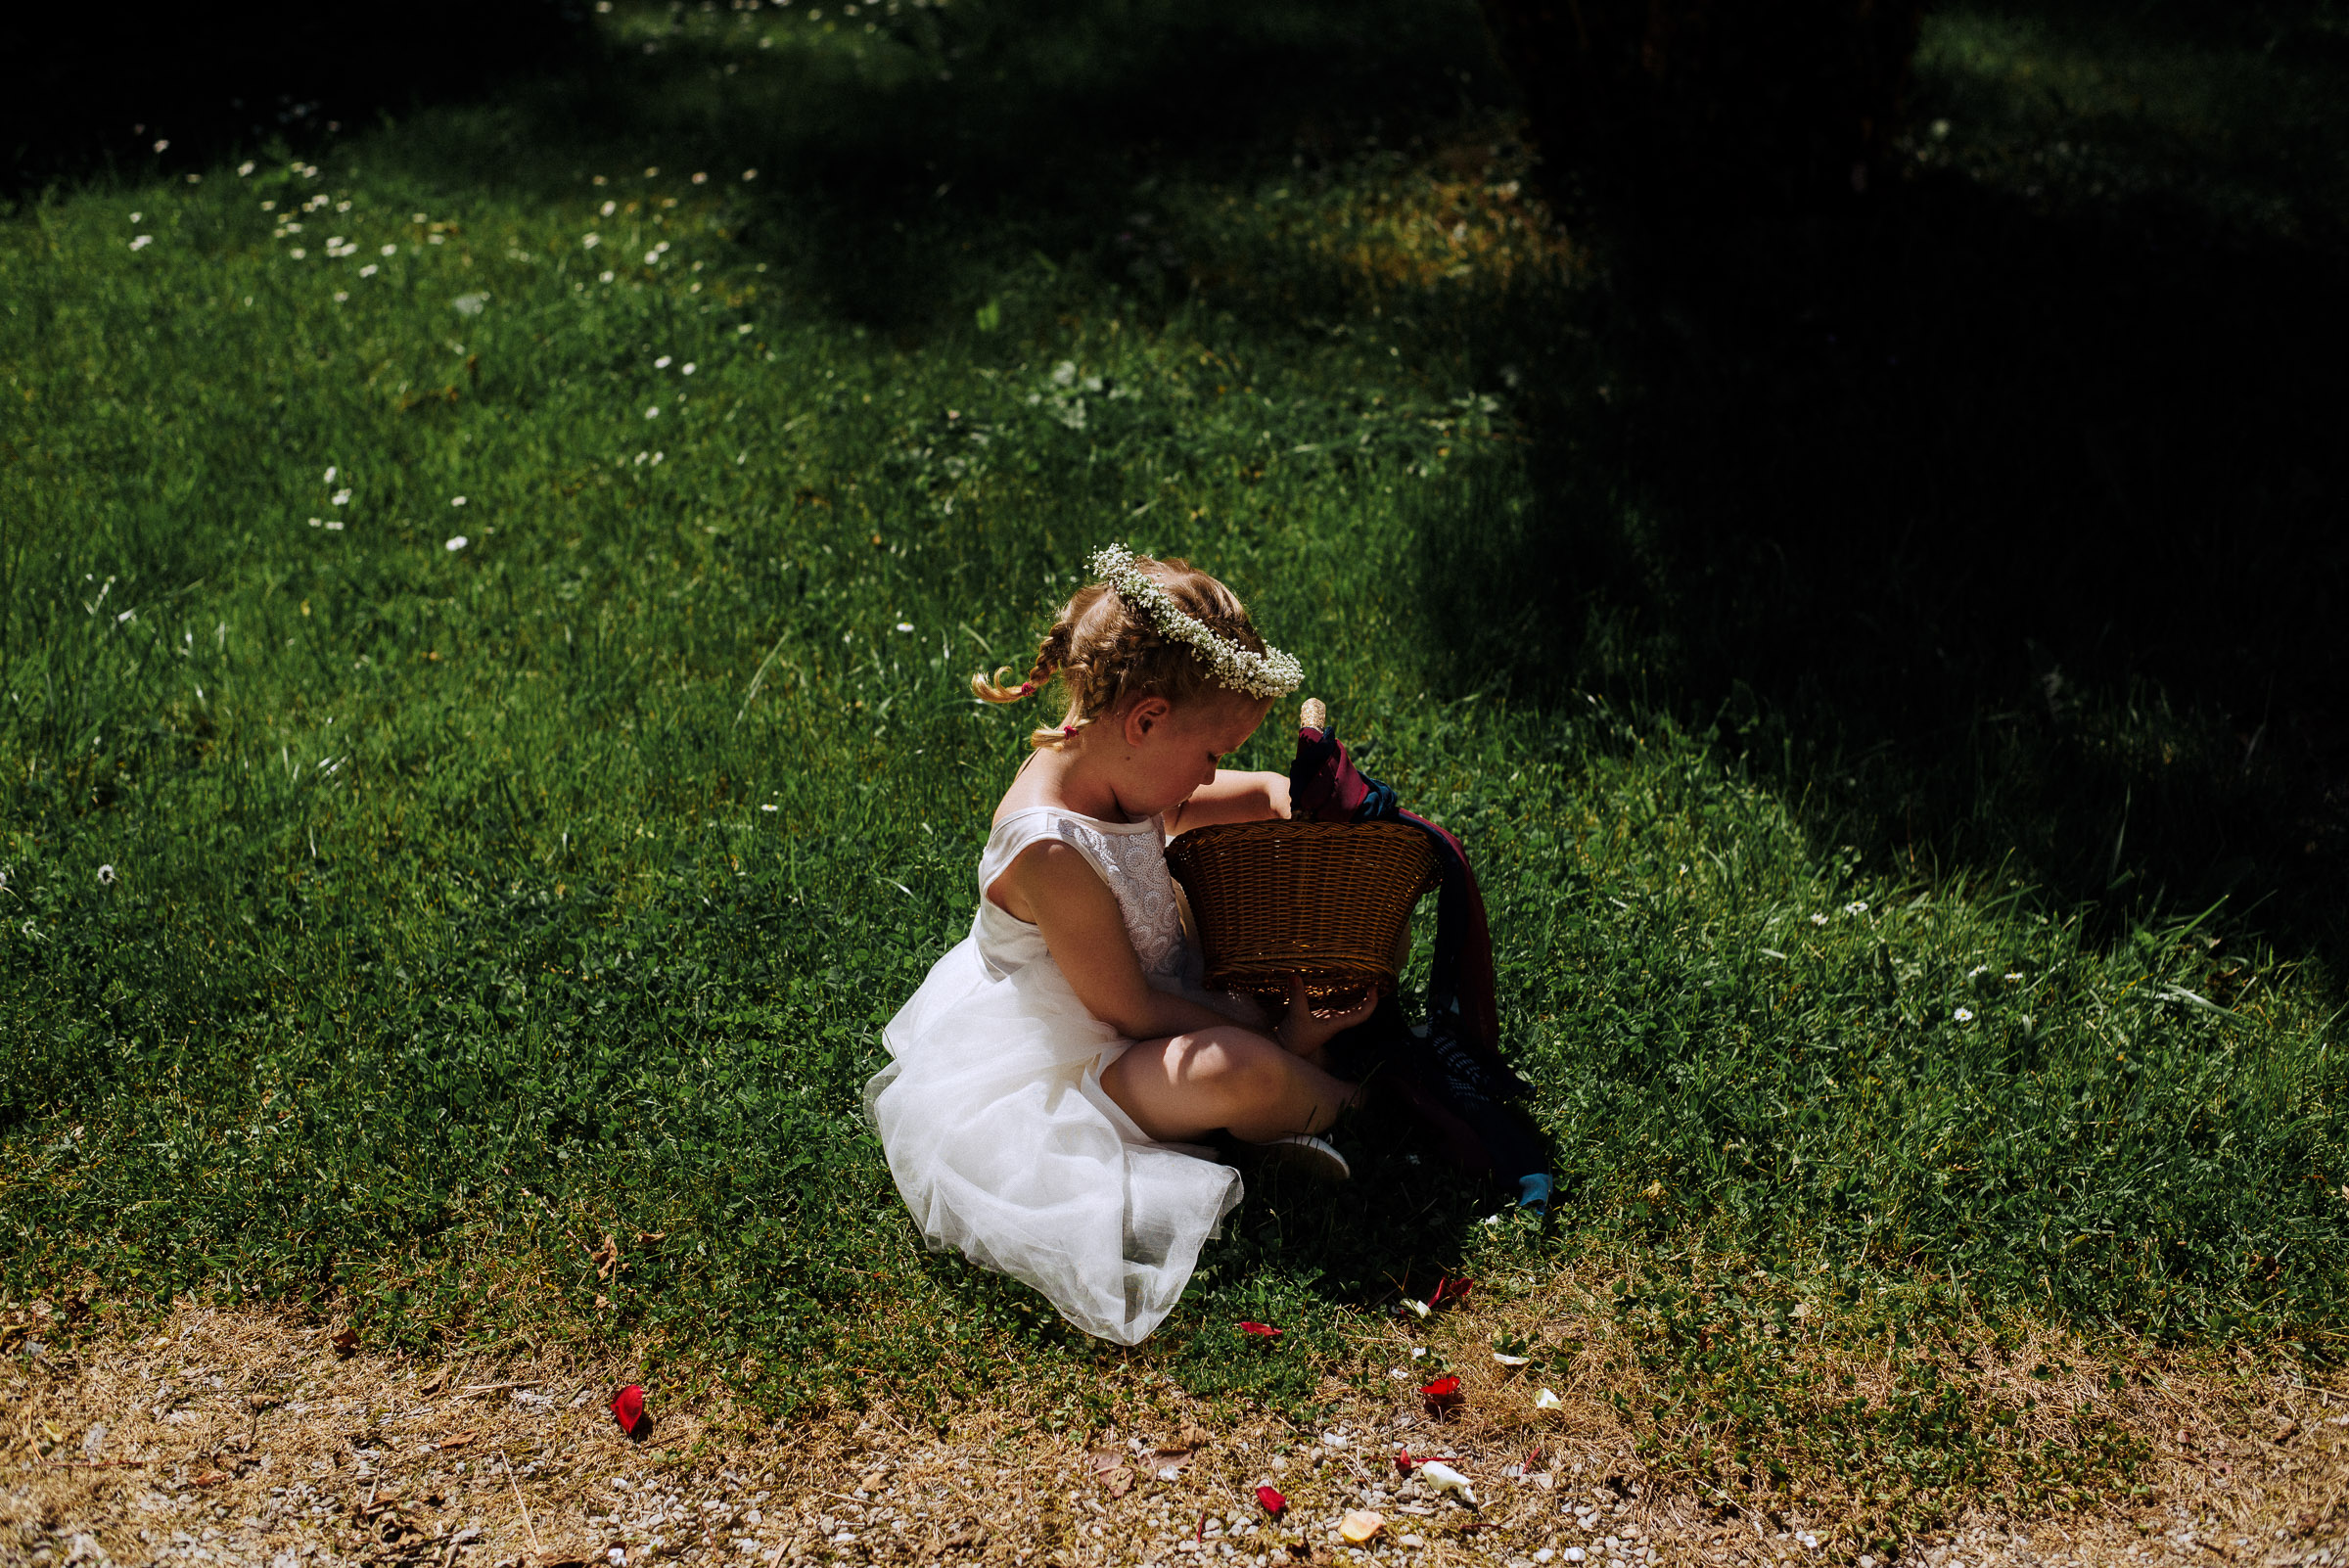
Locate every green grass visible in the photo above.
<box><xmin>4</xmin><ymin>0</ymin><xmax>2345</xmax><ymax>1499</ymax></box>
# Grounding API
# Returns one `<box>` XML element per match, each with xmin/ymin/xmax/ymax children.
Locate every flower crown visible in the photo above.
<box><xmin>1088</xmin><ymin>542</ymin><xmax>1304</xmax><ymax>701</ymax></box>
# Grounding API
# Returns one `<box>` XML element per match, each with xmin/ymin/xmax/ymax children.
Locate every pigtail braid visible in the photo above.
<box><xmin>970</xmin><ymin>597</ymin><xmax>1087</xmax><ymax>704</ymax></box>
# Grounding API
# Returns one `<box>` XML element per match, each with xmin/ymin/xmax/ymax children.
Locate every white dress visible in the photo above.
<box><xmin>864</xmin><ymin>806</ymin><xmax>1247</xmax><ymax>1344</ymax></box>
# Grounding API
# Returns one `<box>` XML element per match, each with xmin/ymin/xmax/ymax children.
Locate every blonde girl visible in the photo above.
<box><xmin>864</xmin><ymin>545</ymin><xmax>1368</xmax><ymax>1344</ymax></box>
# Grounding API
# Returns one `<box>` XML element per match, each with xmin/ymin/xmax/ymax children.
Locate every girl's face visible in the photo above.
<box><xmin>1109</xmin><ymin>689</ymin><xmax>1271</xmax><ymax>816</ymax></box>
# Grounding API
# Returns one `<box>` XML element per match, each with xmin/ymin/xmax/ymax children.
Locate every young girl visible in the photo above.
<box><xmin>865</xmin><ymin>544</ymin><xmax>1374</xmax><ymax>1344</ymax></box>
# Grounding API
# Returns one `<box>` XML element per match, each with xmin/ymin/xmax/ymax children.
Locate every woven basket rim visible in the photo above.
<box><xmin>1166</xmin><ymin>817</ymin><xmax>1441</xmax><ymax>1002</ymax></box>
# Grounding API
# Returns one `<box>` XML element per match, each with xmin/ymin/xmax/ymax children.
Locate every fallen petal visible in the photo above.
<box><xmin>1493</xmin><ymin>1353</ymin><xmax>1530</xmax><ymax>1366</ymax></box>
<box><xmin>1420</xmin><ymin>1375</ymin><xmax>1463</xmax><ymax>1406</ymax></box>
<box><xmin>1421</xmin><ymin>1461</ymin><xmax>1478</xmax><ymax>1505</ymax></box>
<box><xmin>1256</xmin><ymin>1485</ymin><xmax>1287</xmax><ymax>1515</ymax></box>
<box><xmin>1339</xmin><ymin>1510</ymin><xmax>1386</xmax><ymax>1544</ymax></box>
<box><xmin>1237</xmin><ymin>1321</ymin><xmax>1282</xmax><ymax>1338</ymax></box>
<box><xmin>1534</xmin><ymin>1388</ymin><xmax>1564</xmax><ymax>1410</ymax></box>
<box><xmin>1402</xmin><ymin>1299</ymin><xmax>1430</xmax><ymax>1318</ymax></box>
<box><xmin>611</xmin><ymin>1384</ymin><xmax>647</xmax><ymax>1437</ymax></box>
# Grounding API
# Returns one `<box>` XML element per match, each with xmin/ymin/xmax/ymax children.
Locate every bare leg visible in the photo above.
<box><xmin>1100</xmin><ymin>1025</ymin><xmax>1364</xmax><ymax>1144</ymax></box>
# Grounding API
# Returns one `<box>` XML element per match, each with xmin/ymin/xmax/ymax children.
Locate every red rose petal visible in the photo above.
<box><xmin>1420</xmin><ymin>1375</ymin><xmax>1463</xmax><ymax>1406</ymax></box>
<box><xmin>1428</xmin><ymin>1276</ymin><xmax>1475</xmax><ymax>1311</ymax></box>
<box><xmin>611</xmin><ymin>1383</ymin><xmax>647</xmax><ymax>1436</ymax></box>
<box><xmin>1395</xmin><ymin>1449</ymin><xmax>1416</xmax><ymax>1474</ymax></box>
<box><xmin>1237</xmin><ymin>1321</ymin><xmax>1281</xmax><ymax>1338</ymax></box>
<box><xmin>1256</xmin><ymin>1485</ymin><xmax>1288</xmax><ymax>1515</ymax></box>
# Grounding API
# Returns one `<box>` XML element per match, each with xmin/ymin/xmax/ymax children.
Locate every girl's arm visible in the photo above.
<box><xmin>996</xmin><ymin>841</ymin><xmax>1240</xmax><ymax>1041</ymax></box>
<box><xmin>1167</xmin><ymin>768</ymin><xmax>1291</xmax><ymax>836</ymax></box>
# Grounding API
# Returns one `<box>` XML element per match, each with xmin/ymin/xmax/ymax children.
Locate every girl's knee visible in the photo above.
<box><xmin>1174</xmin><ymin>1028</ymin><xmax>1288</xmax><ymax>1097</ymax></box>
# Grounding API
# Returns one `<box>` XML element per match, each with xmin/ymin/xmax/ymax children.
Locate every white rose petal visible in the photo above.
<box><xmin>445</xmin><ymin>535</ymin><xmax>469</xmax><ymax>552</ymax></box>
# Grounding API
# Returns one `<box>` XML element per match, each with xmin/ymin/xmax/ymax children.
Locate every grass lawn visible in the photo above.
<box><xmin>5</xmin><ymin>0</ymin><xmax>2346</xmax><ymax>1544</ymax></box>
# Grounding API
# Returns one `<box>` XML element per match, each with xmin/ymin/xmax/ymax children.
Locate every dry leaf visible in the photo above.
<box><xmin>1102</xmin><ymin>1467</ymin><xmax>1133</xmax><ymax>1498</ymax></box>
<box><xmin>331</xmin><ymin>1328</ymin><xmax>359</xmax><ymax>1353</ymax></box>
<box><xmin>1158</xmin><ymin>1424</ymin><xmax>1213</xmax><ymax>1454</ymax></box>
<box><xmin>193</xmin><ymin>1470</ymin><xmax>230</xmax><ymax>1488</ymax></box>
<box><xmin>591</xmin><ymin>1234</ymin><xmax>621</xmax><ymax>1280</ymax></box>
<box><xmin>437</xmin><ymin>1430</ymin><xmax>477</xmax><ymax>1450</ymax></box>
<box><xmin>420</xmin><ymin>1367</ymin><xmax>449</xmax><ymax>1395</ymax></box>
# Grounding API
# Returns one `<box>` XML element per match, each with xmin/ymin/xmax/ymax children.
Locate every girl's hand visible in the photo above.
<box><xmin>1275</xmin><ymin>975</ymin><xmax>1377</xmax><ymax>1064</ymax></box>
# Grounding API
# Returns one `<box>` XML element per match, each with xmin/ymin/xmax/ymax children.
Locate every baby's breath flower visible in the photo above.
<box><xmin>1088</xmin><ymin>543</ymin><xmax>1302</xmax><ymax>701</ymax></box>
<box><xmin>445</xmin><ymin>535</ymin><xmax>469</xmax><ymax>552</ymax></box>
<box><xmin>128</xmin><ymin>235</ymin><xmax>153</xmax><ymax>251</ymax></box>
<box><xmin>450</xmin><ymin>495</ymin><xmax>468</xmax><ymax>507</ymax></box>
<box><xmin>97</xmin><ymin>864</ymin><xmax>116</xmax><ymax>885</ymax></box>
<box><xmin>332</xmin><ymin>489</ymin><xmax>351</xmax><ymax>506</ymax></box>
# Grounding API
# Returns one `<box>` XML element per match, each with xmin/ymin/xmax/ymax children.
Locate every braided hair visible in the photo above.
<box><xmin>972</xmin><ymin>553</ymin><xmax>1270</xmax><ymax>748</ymax></box>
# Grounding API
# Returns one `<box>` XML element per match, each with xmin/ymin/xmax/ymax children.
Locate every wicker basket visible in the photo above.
<box><xmin>1165</xmin><ymin>819</ymin><xmax>1441</xmax><ymax>1007</ymax></box>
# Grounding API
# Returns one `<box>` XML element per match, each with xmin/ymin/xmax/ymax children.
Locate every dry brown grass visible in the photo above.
<box><xmin>6</xmin><ymin>1295</ymin><xmax>2348</xmax><ymax>1568</ymax></box>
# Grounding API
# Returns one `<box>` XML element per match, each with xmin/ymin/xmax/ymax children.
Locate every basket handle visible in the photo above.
<box><xmin>1300</xmin><ymin>697</ymin><xmax>1327</xmax><ymax>731</ymax></box>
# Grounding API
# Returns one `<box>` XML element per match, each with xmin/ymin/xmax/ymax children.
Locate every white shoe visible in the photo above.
<box><xmin>1245</xmin><ymin>1133</ymin><xmax>1352</xmax><ymax>1181</ymax></box>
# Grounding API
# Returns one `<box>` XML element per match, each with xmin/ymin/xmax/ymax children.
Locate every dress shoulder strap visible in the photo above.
<box><xmin>980</xmin><ymin>808</ymin><xmax>1094</xmax><ymax>897</ymax></box>
<box><xmin>977</xmin><ymin>806</ymin><xmax>1163</xmax><ymax>900</ymax></box>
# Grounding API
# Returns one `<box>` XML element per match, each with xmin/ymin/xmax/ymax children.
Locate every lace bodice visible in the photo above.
<box><xmin>973</xmin><ymin>807</ymin><xmax>1188</xmax><ymax>983</ymax></box>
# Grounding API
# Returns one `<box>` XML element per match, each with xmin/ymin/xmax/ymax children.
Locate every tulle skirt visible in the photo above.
<box><xmin>864</xmin><ymin>935</ymin><xmax>1244</xmax><ymax>1345</ymax></box>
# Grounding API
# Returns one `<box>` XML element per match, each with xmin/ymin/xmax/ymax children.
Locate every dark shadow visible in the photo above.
<box><xmin>1413</xmin><ymin>0</ymin><xmax>2349</xmax><ymax>968</ymax></box>
<box><xmin>3</xmin><ymin>0</ymin><xmax>590</xmax><ymax>196</ymax></box>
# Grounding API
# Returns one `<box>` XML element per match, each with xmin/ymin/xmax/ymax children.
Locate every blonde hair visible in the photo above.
<box><xmin>973</xmin><ymin>552</ymin><xmax>1270</xmax><ymax>747</ymax></box>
